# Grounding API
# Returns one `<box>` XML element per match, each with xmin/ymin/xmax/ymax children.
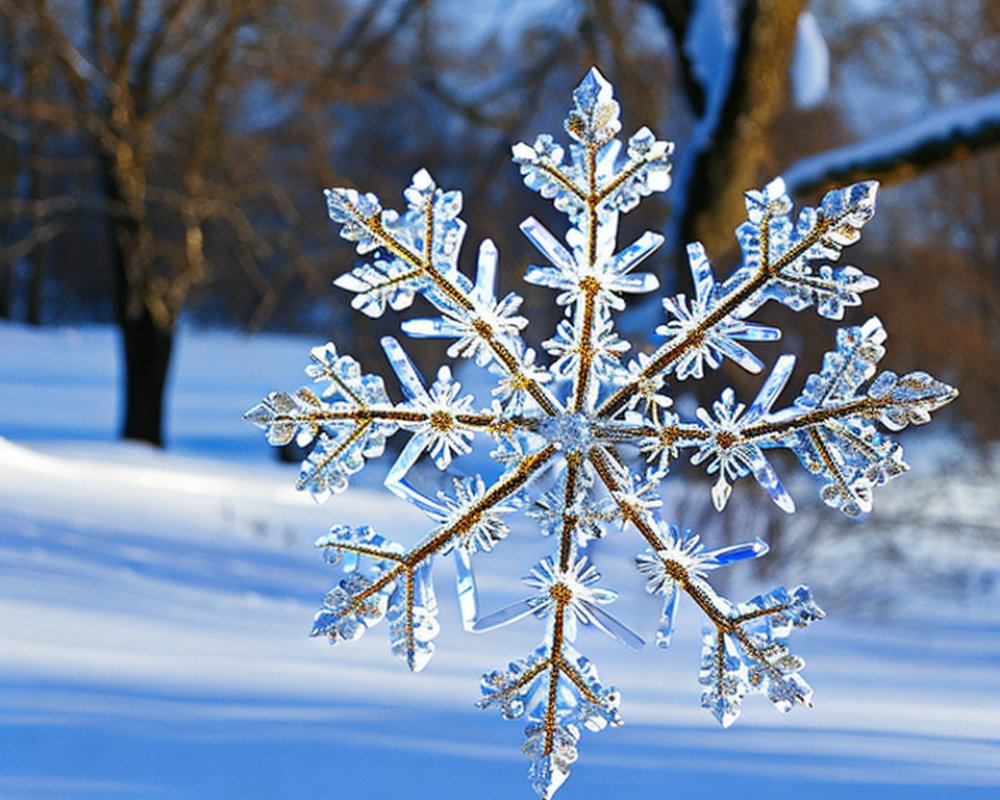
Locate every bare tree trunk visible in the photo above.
<box><xmin>0</xmin><ymin>133</ymin><xmax>12</xmax><ymax>316</ymax></box>
<box><xmin>0</xmin><ymin>261</ymin><xmax>10</xmax><ymax>319</ymax></box>
<box><xmin>0</xmin><ymin>160</ymin><xmax>11</xmax><ymax>316</ymax></box>
<box><xmin>99</xmin><ymin>154</ymin><xmax>173</xmax><ymax>446</ymax></box>
<box><xmin>24</xmin><ymin>145</ymin><xmax>44</xmax><ymax>325</ymax></box>
<box><xmin>681</xmin><ymin>0</ymin><xmax>805</xmax><ymax>261</ymax></box>
<box><xmin>0</xmin><ymin>8</ymin><xmax>14</xmax><ymax>320</ymax></box>
<box><xmin>114</xmin><ymin>240</ymin><xmax>175</xmax><ymax>447</ymax></box>
<box><xmin>120</xmin><ymin>304</ymin><xmax>173</xmax><ymax>446</ymax></box>
<box><xmin>23</xmin><ymin>54</ymin><xmax>45</xmax><ymax>325</ymax></box>
<box><xmin>25</xmin><ymin>254</ymin><xmax>42</xmax><ymax>324</ymax></box>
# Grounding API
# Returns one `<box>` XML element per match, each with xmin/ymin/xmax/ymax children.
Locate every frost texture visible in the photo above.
<box><xmin>247</xmin><ymin>68</ymin><xmax>957</xmax><ymax>799</ymax></box>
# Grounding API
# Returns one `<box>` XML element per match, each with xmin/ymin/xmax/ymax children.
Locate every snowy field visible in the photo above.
<box><xmin>0</xmin><ymin>322</ymin><xmax>998</xmax><ymax>800</ymax></box>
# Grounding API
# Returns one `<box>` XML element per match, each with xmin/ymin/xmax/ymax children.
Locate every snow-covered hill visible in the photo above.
<box><xmin>0</xmin><ymin>323</ymin><xmax>997</xmax><ymax>799</ymax></box>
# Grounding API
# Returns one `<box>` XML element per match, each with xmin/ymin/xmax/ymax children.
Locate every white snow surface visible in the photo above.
<box><xmin>0</xmin><ymin>322</ymin><xmax>998</xmax><ymax>799</ymax></box>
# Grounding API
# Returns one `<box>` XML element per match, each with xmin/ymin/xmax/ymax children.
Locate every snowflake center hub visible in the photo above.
<box><xmin>540</xmin><ymin>412</ymin><xmax>594</xmax><ymax>453</ymax></box>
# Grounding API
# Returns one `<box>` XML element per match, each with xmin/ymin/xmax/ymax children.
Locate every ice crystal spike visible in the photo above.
<box><xmin>566</xmin><ymin>67</ymin><xmax>621</xmax><ymax>146</ymax></box>
<box><xmin>247</xmin><ymin>68</ymin><xmax>957</xmax><ymax>797</ymax></box>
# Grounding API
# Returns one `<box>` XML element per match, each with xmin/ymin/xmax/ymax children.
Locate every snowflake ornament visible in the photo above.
<box><xmin>247</xmin><ymin>68</ymin><xmax>957</xmax><ymax>798</ymax></box>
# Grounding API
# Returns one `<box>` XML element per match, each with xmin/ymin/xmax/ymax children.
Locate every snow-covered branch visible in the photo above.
<box><xmin>783</xmin><ymin>90</ymin><xmax>1000</xmax><ymax>195</ymax></box>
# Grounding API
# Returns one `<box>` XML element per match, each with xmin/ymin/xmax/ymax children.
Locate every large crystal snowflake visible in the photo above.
<box><xmin>246</xmin><ymin>69</ymin><xmax>957</xmax><ymax>798</ymax></box>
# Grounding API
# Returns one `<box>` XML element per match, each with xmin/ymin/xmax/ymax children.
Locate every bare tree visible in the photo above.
<box><xmin>0</xmin><ymin>0</ymin><xmax>425</xmax><ymax>445</ymax></box>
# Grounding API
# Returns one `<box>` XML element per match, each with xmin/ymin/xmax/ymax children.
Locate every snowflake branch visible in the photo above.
<box><xmin>595</xmin><ymin>156</ymin><xmax>647</xmax><ymax>202</ymax></box>
<box><xmin>727</xmin><ymin>625</ymin><xmax>811</xmax><ymax>707</ymax></box>
<box><xmin>348</xmin><ymin>202</ymin><xmax>559</xmax><ymax>415</ymax></box>
<box><xmin>543</xmin><ymin>616</ymin><xmax>564</xmax><ymax>755</ymax></box>
<box><xmin>732</xmin><ymin>603</ymin><xmax>792</xmax><ymax>625</ymax></box>
<box><xmin>317</xmin><ymin>541</ymin><xmax>407</xmax><ymax>564</ymax></box>
<box><xmin>738</xmin><ymin>398</ymin><xmax>883</xmax><ymax>440</ymax></box>
<box><xmin>555</xmin><ymin>653</ymin><xmax>601</xmax><ymax>704</ymax></box>
<box><xmin>598</xmin><ymin>398</ymin><xmax>888</xmax><ymax>447</ymax></box>
<box><xmin>295</xmin><ymin>420</ymin><xmax>371</xmax><ymax>492</ymax></box>
<box><xmin>594</xmin><ymin>420</ymin><xmax>709</xmax><ymax>445</ymax></box>
<box><xmin>308</xmin><ymin>349</ymin><xmax>367</xmax><ymax>407</ymax></box>
<box><xmin>806</xmin><ymin>426</ymin><xmax>852</xmax><ymax>496</ymax></box>
<box><xmin>408</xmin><ymin>443</ymin><xmax>558</xmax><ymax>565</ymax></box>
<box><xmin>536</xmin><ymin>162</ymin><xmax>587</xmax><ymax>202</ymax></box>
<box><xmin>342</xmin><ymin>562</ymin><xmax>405</xmax><ymax>616</ymax></box>
<box><xmin>256</xmin><ymin>404</ymin><xmax>528</xmax><ymax>433</ymax></box>
<box><xmin>490</xmin><ymin>655</ymin><xmax>553</xmax><ymax>701</ymax></box>
<box><xmin>350</xmin><ymin>266</ymin><xmax>425</xmax><ymax>297</ymax></box>
<box><xmin>326</xmin><ymin>444</ymin><xmax>556</xmax><ymax>617</ymax></box>
<box><xmin>403</xmin><ymin>565</ymin><xmax>418</xmax><ymax>668</ymax></box>
<box><xmin>599</xmin><ymin>198</ymin><xmax>859</xmax><ymax>418</ymax></box>
<box><xmin>713</xmin><ymin>629</ymin><xmax>727</xmax><ymax>710</ymax></box>
<box><xmin>588</xmin><ymin>446</ymin><xmax>663</xmax><ymax>547</ymax></box>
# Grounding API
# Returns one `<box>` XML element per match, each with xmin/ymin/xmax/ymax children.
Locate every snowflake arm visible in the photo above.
<box><xmin>605</xmin><ymin>319</ymin><xmax>955</xmax><ymax>516</ymax></box>
<box><xmin>327</xmin><ymin>169</ymin><xmax>560</xmax><ymax>415</ymax></box>
<box><xmin>512</xmin><ymin>68</ymin><xmax>673</xmax><ymax>226</ymax></box>
<box><xmin>310</xmin><ymin>443</ymin><xmax>557</xmax><ymax>671</ymax></box>
<box><xmin>516</xmin><ymin>68</ymin><xmax>672</xmax><ymax>416</ymax></box>
<box><xmin>245</xmin><ymin>340</ymin><xmax>529</xmax><ymax>500</ymax></box>
<box><xmin>714</xmin><ymin>318</ymin><xmax>955</xmax><ymax>515</ymax></box>
<box><xmin>592</xmin><ymin>447</ymin><xmax>821</xmax><ymax>727</ymax></box>
<box><xmin>599</xmin><ymin>178</ymin><xmax>882</xmax><ymax>418</ymax></box>
<box><xmin>475</xmin><ymin>583</ymin><xmax>626</xmax><ymax>799</ymax></box>
<box><xmin>737</xmin><ymin>318</ymin><xmax>957</xmax><ymax>515</ymax></box>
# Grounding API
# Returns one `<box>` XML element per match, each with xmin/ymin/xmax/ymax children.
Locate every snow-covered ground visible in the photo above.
<box><xmin>0</xmin><ymin>322</ymin><xmax>998</xmax><ymax>799</ymax></box>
